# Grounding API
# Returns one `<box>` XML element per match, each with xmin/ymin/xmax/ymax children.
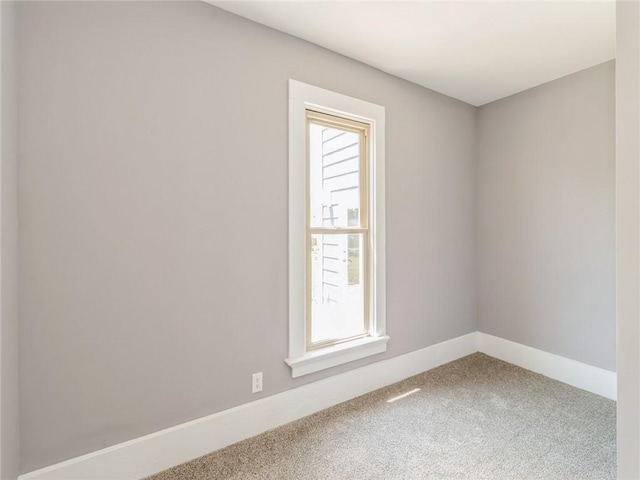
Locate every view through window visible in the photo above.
<box><xmin>307</xmin><ymin>111</ymin><xmax>370</xmax><ymax>348</ymax></box>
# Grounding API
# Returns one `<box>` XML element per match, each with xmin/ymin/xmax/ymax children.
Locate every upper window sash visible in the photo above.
<box><xmin>306</xmin><ymin>110</ymin><xmax>370</xmax><ymax>231</ymax></box>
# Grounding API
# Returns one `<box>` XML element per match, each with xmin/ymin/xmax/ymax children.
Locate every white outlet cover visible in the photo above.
<box><xmin>252</xmin><ymin>372</ymin><xmax>263</xmax><ymax>393</ymax></box>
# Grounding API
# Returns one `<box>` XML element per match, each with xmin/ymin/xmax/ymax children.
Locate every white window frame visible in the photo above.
<box><xmin>286</xmin><ymin>79</ymin><xmax>388</xmax><ymax>378</ymax></box>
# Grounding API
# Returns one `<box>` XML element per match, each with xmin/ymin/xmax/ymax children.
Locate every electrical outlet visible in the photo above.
<box><xmin>252</xmin><ymin>372</ymin><xmax>263</xmax><ymax>393</ymax></box>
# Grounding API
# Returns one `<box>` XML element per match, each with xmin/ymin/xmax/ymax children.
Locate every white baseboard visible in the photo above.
<box><xmin>19</xmin><ymin>332</ymin><xmax>478</xmax><ymax>480</ymax></box>
<box><xmin>477</xmin><ymin>332</ymin><xmax>617</xmax><ymax>401</ymax></box>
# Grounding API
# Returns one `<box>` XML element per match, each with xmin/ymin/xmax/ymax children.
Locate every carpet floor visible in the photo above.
<box><xmin>147</xmin><ymin>353</ymin><xmax>616</xmax><ymax>479</ymax></box>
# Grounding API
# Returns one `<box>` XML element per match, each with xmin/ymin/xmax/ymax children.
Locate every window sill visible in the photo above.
<box><xmin>285</xmin><ymin>335</ymin><xmax>390</xmax><ymax>378</ymax></box>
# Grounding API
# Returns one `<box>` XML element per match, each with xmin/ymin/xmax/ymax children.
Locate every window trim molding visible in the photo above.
<box><xmin>286</xmin><ymin>79</ymin><xmax>387</xmax><ymax>378</ymax></box>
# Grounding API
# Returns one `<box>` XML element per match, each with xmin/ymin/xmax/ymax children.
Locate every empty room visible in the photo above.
<box><xmin>1</xmin><ymin>1</ymin><xmax>639</xmax><ymax>479</ymax></box>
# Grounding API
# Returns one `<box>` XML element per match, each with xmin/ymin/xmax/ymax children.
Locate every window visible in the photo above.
<box><xmin>307</xmin><ymin>110</ymin><xmax>369</xmax><ymax>349</ymax></box>
<box><xmin>286</xmin><ymin>80</ymin><xmax>387</xmax><ymax>378</ymax></box>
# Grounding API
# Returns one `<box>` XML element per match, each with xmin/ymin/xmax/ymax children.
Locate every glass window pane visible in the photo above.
<box><xmin>310</xmin><ymin>233</ymin><xmax>365</xmax><ymax>344</ymax></box>
<box><xmin>309</xmin><ymin>122</ymin><xmax>360</xmax><ymax>228</ymax></box>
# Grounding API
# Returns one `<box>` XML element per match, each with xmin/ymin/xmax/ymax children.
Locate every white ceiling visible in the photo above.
<box><xmin>209</xmin><ymin>1</ymin><xmax>616</xmax><ymax>106</ymax></box>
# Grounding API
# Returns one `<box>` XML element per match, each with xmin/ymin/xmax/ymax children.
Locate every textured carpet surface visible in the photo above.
<box><xmin>147</xmin><ymin>353</ymin><xmax>616</xmax><ymax>479</ymax></box>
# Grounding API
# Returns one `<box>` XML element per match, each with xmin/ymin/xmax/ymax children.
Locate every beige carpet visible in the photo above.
<box><xmin>148</xmin><ymin>353</ymin><xmax>616</xmax><ymax>480</ymax></box>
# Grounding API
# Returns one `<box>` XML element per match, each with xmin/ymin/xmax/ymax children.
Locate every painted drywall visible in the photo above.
<box><xmin>616</xmin><ymin>1</ymin><xmax>640</xmax><ymax>478</ymax></box>
<box><xmin>17</xmin><ymin>1</ymin><xmax>476</xmax><ymax>471</ymax></box>
<box><xmin>1</xmin><ymin>1</ymin><xmax>20</xmax><ymax>479</ymax></box>
<box><xmin>477</xmin><ymin>61</ymin><xmax>616</xmax><ymax>371</ymax></box>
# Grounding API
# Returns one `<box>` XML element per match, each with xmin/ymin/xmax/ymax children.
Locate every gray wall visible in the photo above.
<box><xmin>616</xmin><ymin>0</ymin><xmax>640</xmax><ymax>477</ymax></box>
<box><xmin>17</xmin><ymin>1</ymin><xmax>477</xmax><ymax>471</ymax></box>
<box><xmin>1</xmin><ymin>1</ymin><xmax>20</xmax><ymax>479</ymax></box>
<box><xmin>477</xmin><ymin>61</ymin><xmax>616</xmax><ymax>371</ymax></box>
